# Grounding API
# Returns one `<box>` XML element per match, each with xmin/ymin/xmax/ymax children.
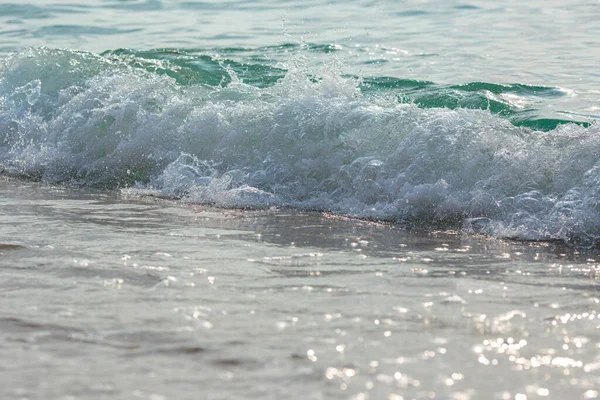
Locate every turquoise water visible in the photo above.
<box><xmin>2</xmin><ymin>0</ymin><xmax>599</xmax><ymax>124</ymax></box>
<box><xmin>2</xmin><ymin>1</ymin><xmax>600</xmax><ymax>399</ymax></box>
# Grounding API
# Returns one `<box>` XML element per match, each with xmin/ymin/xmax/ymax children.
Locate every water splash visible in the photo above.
<box><xmin>1</xmin><ymin>47</ymin><xmax>599</xmax><ymax>245</ymax></box>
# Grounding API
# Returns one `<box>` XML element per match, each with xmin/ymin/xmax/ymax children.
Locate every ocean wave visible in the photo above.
<box><xmin>1</xmin><ymin>47</ymin><xmax>599</xmax><ymax>245</ymax></box>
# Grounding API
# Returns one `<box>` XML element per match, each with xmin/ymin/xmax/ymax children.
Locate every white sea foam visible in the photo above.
<box><xmin>1</xmin><ymin>48</ymin><xmax>599</xmax><ymax>244</ymax></box>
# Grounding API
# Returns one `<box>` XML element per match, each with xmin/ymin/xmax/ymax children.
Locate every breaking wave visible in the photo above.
<box><xmin>1</xmin><ymin>47</ymin><xmax>599</xmax><ymax>245</ymax></box>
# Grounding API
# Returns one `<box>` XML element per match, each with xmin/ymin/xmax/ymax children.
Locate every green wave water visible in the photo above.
<box><xmin>98</xmin><ymin>47</ymin><xmax>589</xmax><ymax>131</ymax></box>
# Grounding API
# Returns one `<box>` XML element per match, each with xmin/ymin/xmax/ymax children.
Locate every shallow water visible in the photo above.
<box><xmin>1</xmin><ymin>0</ymin><xmax>600</xmax><ymax>398</ymax></box>
<box><xmin>1</xmin><ymin>179</ymin><xmax>600</xmax><ymax>399</ymax></box>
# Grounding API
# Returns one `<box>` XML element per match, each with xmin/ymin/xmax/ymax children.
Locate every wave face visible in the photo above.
<box><xmin>1</xmin><ymin>47</ymin><xmax>599</xmax><ymax>245</ymax></box>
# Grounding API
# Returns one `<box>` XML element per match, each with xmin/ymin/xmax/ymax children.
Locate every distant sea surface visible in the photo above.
<box><xmin>1</xmin><ymin>1</ymin><xmax>600</xmax><ymax>399</ymax></box>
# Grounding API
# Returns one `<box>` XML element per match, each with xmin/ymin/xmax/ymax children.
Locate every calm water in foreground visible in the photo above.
<box><xmin>1</xmin><ymin>178</ymin><xmax>600</xmax><ymax>399</ymax></box>
<box><xmin>1</xmin><ymin>0</ymin><xmax>600</xmax><ymax>399</ymax></box>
